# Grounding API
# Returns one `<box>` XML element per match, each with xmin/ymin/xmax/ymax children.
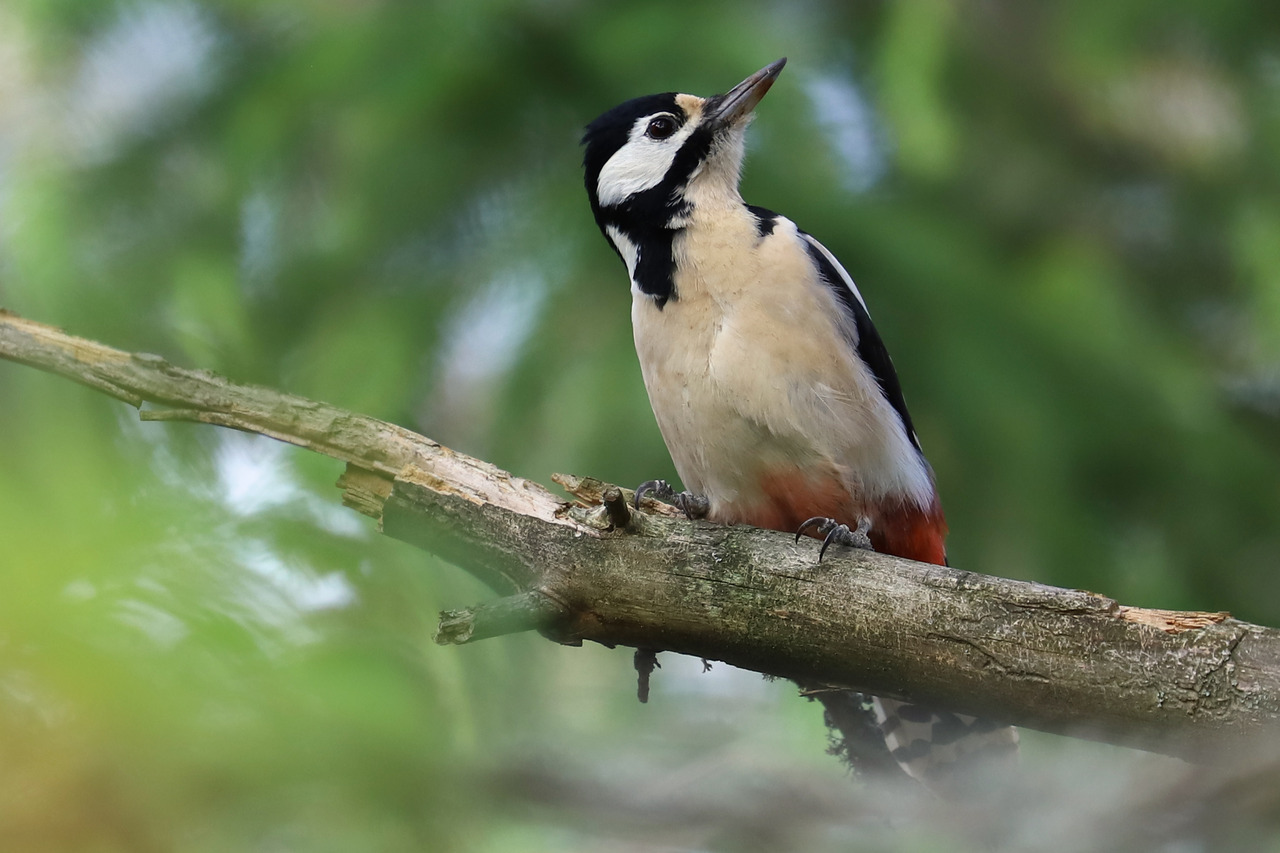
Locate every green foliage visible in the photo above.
<box><xmin>3</xmin><ymin>0</ymin><xmax>1280</xmax><ymax>849</ymax></box>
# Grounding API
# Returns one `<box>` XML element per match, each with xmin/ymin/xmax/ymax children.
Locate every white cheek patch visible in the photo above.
<box><xmin>596</xmin><ymin>115</ymin><xmax>700</xmax><ymax>208</ymax></box>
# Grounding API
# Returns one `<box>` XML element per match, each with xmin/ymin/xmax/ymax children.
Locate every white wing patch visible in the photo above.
<box><xmin>799</xmin><ymin>231</ymin><xmax>870</xmax><ymax>314</ymax></box>
<box><xmin>596</xmin><ymin>114</ymin><xmax>700</xmax><ymax>208</ymax></box>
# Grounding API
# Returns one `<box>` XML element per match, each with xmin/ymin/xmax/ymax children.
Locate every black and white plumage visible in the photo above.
<box><xmin>582</xmin><ymin>59</ymin><xmax>1016</xmax><ymax>793</ymax></box>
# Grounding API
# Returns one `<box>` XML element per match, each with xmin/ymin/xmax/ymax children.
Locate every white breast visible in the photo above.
<box><xmin>629</xmin><ymin>209</ymin><xmax>933</xmax><ymax>519</ymax></box>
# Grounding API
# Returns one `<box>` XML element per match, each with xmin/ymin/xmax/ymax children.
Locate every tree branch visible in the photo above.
<box><xmin>435</xmin><ymin>590</ymin><xmax>570</xmax><ymax>645</ymax></box>
<box><xmin>3</xmin><ymin>309</ymin><xmax>1278</xmax><ymax>762</ymax></box>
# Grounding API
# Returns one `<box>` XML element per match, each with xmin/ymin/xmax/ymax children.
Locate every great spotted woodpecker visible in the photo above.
<box><xmin>581</xmin><ymin>59</ymin><xmax>1017</xmax><ymax>792</ymax></box>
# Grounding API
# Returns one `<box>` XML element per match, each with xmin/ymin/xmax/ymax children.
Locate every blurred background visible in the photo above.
<box><xmin>3</xmin><ymin>1</ymin><xmax>1280</xmax><ymax>850</ymax></box>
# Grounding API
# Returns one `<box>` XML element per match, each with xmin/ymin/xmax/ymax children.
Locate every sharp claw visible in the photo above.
<box><xmin>633</xmin><ymin>480</ymin><xmax>708</xmax><ymax>519</ymax></box>
<box><xmin>634</xmin><ymin>479</ymin><xmax>667</xmax><ymax>509</ymax></box>
<box><xmin>818</xmin><ymin>525</ymin><xmax>843</xmax><ymax>562</ymax></box>
<box><xmin>796</xmin><ymin>516</ymin><xmax>825</xmax><ymax>542</ymax></box>
<box><xmin>797</xmin><ymin>515</ymin><xmax>875</xmax><ymax>561</ymax></box>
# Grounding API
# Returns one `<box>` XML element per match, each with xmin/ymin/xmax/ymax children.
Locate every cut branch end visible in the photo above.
<box><xmin>434</xmin><ymin>590</ymin><xmax>569</xmax><ymax>646</ymax></box>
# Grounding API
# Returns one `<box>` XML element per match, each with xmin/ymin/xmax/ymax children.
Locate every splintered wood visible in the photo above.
<box><xmin>1118</xmin><ymin>607</ymin><xmax>1231</xmax><ymax>634</ymax></box>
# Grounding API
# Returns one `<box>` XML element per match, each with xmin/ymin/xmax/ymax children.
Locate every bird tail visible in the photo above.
<box><xmin>871</xmin><ymin>696</ymin><xmax>1019</xmax><ymax>798</ymax></box>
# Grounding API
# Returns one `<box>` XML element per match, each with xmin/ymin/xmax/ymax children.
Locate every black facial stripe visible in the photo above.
<box><xmin>802</xmin><ymin>234</ymin><xmax>922</xmax><ymax>452</ymax></box>
<box><xmin>599</xmin><ymin>122</ymin><xmax>712</xmax><ymax>228</ymax></box>
<box><xmin>633</xmin><ymin>233</ymin><xmax>675</xmax><ymax>309</ymax></box>
<box><xmin>663</xmin><ymin>124</ymin><xmax>714</xmax><ymax>200</ymax></box>
<box><xmin>582</xmin><ymin>93</ymin><xmax>681</xmax><ymax>231</ymax></box>
<box><xmin>598</xmin><ymin>215</ymin><xmax>677</xmax><ymax>308</ymax></box>
<box><xmin>583</xmin><ymin>90</ymin><xmax>729</xmax><ymax>308</ymax></box>
<box><xmin>586</xmin><ymin>117</ymin><xmax>717</xmax><ymax>308</ymax></box>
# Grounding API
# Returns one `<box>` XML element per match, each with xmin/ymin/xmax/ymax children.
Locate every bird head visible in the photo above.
<box><xmin>582</xmin><ymin>58</ymin><xmax>786</xmax><ymax>236</ymax></box>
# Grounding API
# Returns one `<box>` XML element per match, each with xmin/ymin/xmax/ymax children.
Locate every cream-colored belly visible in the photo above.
<box><xmin>631</xmin><ymin>288</ymin><xmax>846</xmax><ymax>524</ymax></box>
<box><xmin>627</xmin><ymin>210</ymin><xmax>932</xmax><ymax>527</ymax></box>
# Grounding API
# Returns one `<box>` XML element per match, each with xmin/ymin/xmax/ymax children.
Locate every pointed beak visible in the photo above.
<box><xmin>704</xmin><ymin>58</ymin><xmax>787</xmax><ymax>129</ymax></box>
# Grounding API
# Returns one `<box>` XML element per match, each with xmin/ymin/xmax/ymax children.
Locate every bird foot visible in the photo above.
<box><xmin>795</xmin><ymin>516</ymin><xmax>874</xmax><ymax>562</ymax></box>
<box><xmin>633</xmin><ymin>479</ymin><xmax>710</xmax><ymax>520</ymax></box>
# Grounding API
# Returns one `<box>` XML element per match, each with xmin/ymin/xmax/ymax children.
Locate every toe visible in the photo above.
<box><xmin>818</xmin><ymin>524</ymin><xmax>850</xmax><ymax>562</ymax></box>
<box><xmin>796</xmin><ymin>516</ymin><xmax>832</xmax><ymax>542</ymax></box>
<box><xmin>677</xmin><ymin>493</ymin><xmax>710</xmax><ymax>520</ymax></box>
<box><xmin>633</xmin><ymin>479</ymin><xmax>670</xmax><ymax>508</ymax></box>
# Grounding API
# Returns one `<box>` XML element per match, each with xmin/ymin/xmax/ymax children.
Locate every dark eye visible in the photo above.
<box><xmin>645</xmin><ymin>115</ymin><xmax>678</xmax><ymax>140</ymax></box>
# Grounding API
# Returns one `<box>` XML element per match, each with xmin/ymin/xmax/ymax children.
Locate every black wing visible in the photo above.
<box><xmin>798</xmin><ymin>229</ymin><xmax>922</xmax><ymax>452</ymax></box>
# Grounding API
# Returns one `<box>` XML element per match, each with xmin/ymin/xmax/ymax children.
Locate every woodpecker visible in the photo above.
<box><xmin>581</xmin><ymin>58</ymin><xmax>1017</xmax><ymax>792</ymax></box>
